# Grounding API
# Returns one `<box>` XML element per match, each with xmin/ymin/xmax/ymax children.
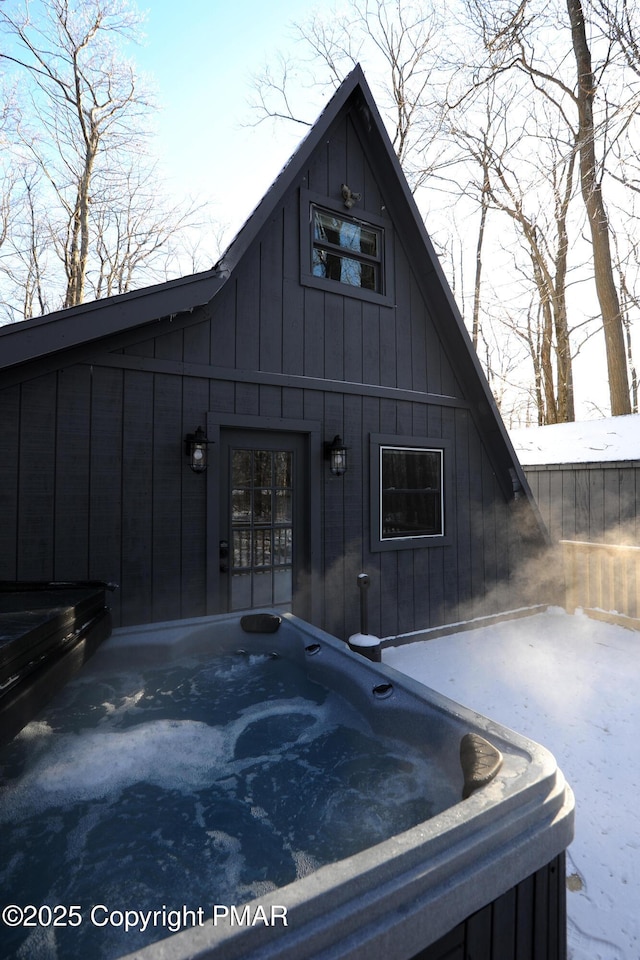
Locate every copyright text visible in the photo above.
<box><xmin>2</xmin><ymin>902</ymin><xmax>288</xmax><ymax>932</ymax></box>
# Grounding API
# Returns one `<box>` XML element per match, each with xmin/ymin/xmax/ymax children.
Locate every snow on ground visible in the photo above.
<box><xmin>509</xmin><ymin>413</ymin><xmax>640</xmax><ymax>465</ymax></box>
<box><xmin>383</xmin><ymin>607</ymin><xmax>639</xmax><ymax>960</ymax></box>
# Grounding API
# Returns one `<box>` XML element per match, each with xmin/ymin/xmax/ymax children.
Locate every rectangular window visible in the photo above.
<box><xmin>312</xmin><ymin>206</ymin><xmax>382</xmax><ymax>292</ymax></box>
<box><xmin>380</xmin><ymin>446</ymin><xmax>444</xmax><ymax>540</ymax></box>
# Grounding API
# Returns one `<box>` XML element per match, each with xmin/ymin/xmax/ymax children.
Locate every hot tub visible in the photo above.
<box><xmin>0</xmin><ymin>612</ymin><xmax>574</xmax><ymax>960</ymax></box>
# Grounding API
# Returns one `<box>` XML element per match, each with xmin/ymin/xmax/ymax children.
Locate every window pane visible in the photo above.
<box><xmin>273</xmin><ymin>569</ymin><xmax>292</xmax><ymax>605</ymax></box>
<box><xmin>253</xmin><ymin>450</ymin><xmax>272</xmax><ymax>488</ymax></box>
<box><xmin>272</xmin><ymin>527</ymin><xmax>292</xmax><ymax>565</ymax></box>
<box><xmin>311</xmin><ymin>206</ymin><xmax>382</xmax><ymax>294</ymax></box>
<box><xmin>232</xmin><ymin>450</ymin><xmax>252</xmax><ymax>487</ymax></box>
<box><xmin>381</xmin><ymin>447</ymin><xmax>443</xmax><ymax>539</ymax></box>
<box><xmin>275</xmin><ymin>489</ymin><xmax>292</xmax><ymax>522</ymax></box>
<box><xmin>231</xmin><ymin>572</ymin><xmax>251</xmax><ymax>611</ymax></box>
<box><xmin>233</xmin><ymin>531</ymin><xmax>252</xmax><ymax>568</ymax></box>
<box><xmin>274</xmin><ymin>451</ymin><xmax>291</xmax><ymax>487</ymax></box>
<box><xmin>312</xmin><ymin>250</ymin><xmax>378</xmax><ymax>290</ymax></box>
<box><xmin>254</xmin><ymin>529</ymin><xmax>271</xmax><ymax>567</ymax></box>
<box><xmin>254</xmin><ymin>488</ymin><xmax>272</xmax><ymax>522</ymax></box>
<box><xmin>232</xmin><ymin>489</ymin><xmax>251</xmax><ymax>522</ymax></box>
<box><xmin>314</xmin><ymin>210</ymin><xmax>378</xmax><ymax>256</ymax></box>
<box><xmin>253</xmin><ymin>570</ymin><xmax>272</xmax><ymax>607</ymax></box>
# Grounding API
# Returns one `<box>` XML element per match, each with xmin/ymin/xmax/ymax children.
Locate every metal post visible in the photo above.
<box><xmin>358</xmin><ymin>572</ymin><xmax>369</xmax><ymax>636</ymax></box>
<box><xmin>348</xmin><ymin>572</ymin><xmax>381</xmax><ymax>662</ymax></box>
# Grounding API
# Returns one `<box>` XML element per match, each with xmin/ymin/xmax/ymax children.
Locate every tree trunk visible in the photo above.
<box><xmin>554</xmin><ymin>147</ymin><xmax>576</xmax><ymax>422</ymax></box>
<box><xmin>472</xmin><ymin>180</ymin><xmax>489</xmax><ymax>351</ymax></box>
<box><xmin>567</xmin><ymin>0</ymin><xmax>631</xmax><ymax>415</ymax></box>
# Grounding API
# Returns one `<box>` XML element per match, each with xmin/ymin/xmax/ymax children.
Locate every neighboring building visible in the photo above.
<box><xmin>0</xmin><ymin>67</ymin><xmax>548</xmax><ymax>638</ymax></box>
<box><xmin>510</xmin><ymin>415</ymin><xmax>640</xmax><ymax>544</ymax></box>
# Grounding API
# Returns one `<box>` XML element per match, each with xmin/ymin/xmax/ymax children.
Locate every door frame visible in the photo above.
<box><xmin>205</xmin><ymin>413</ymin><xmax>322</xmax><ymax>622</ymax></box>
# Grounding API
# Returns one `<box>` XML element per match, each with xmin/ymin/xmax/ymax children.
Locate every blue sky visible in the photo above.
<box><xmin>134</xmin><ymin>0</ymin><xmax>320</xmax><ymax>246</ymax></box>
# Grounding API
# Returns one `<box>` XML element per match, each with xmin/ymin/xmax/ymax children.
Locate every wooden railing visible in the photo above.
<box><xmin>561</xmin><ymin>539</ymin><xmax>640</xmax><ymax>621</ymax></box>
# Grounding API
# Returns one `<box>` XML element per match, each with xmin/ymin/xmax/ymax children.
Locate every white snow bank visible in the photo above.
<box><xmin>384</xmin><ymin>607</ymin><xmax>639</xmax><ymax>960</ymax></box>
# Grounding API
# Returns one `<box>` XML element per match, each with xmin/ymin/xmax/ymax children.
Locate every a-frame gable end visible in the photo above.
<box><xmin>289</xmin><ymin>91</ymin><xmax>464</xmax><ymax>401</ymax></box>
<box><xmin>212</xmin><ymin>67</ymin><xmax>532</xmax><ymax>505</ymax></box>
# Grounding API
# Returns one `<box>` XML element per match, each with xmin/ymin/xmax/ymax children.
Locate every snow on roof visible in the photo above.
<box><xmin>508</xmin><ymin>414</ymin><xmax>640</xmax><ymax>465</ymax></box>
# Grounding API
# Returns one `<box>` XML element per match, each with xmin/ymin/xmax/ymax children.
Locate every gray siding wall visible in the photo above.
<box><xmin>0</xmin><ymin>355</ymin><xmax>537</xmax><ymax>635</ymax></box>
<box><xmin>524</xmin><ymin>462</ymin><xmax>640</xmax><ymax>545</ymax></box>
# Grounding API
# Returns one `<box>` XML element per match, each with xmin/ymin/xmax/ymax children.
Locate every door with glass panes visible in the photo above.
<box><xmin>220</xmin><ymin>431</ymin><xmax>308</xmax><ymax>613</ymax></box>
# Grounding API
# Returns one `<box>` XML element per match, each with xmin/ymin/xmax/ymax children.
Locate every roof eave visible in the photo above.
<box><xmin>0</xmin><ymin>270</ymin><xmax>224</xmax><ymax>373</ymax></box>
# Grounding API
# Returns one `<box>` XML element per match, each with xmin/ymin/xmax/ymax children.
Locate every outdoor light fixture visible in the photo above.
<box><xmin>185</xmin><ymin>426</ymin><xmax>212</xmax><ymax>473</ymax></box>
<box><xmin>324</xmin><ymin>435</ymin><xmax>348</xmax><ymax>477</ymax></box>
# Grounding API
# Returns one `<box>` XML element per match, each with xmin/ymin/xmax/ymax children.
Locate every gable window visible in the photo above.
<box><xmin>312</xmin><ymin>206</ymin><xmax>382</xmax><ymax>293</ymax></box>
<box><xmin>370</xmin><ymin>435</ymin><xmax>451</xmax><ymax>551</ymax></box>
<box><xmin>300</xmin><ymin>189</ymin><xmax>393</xmax><ymax>305</ymax></box>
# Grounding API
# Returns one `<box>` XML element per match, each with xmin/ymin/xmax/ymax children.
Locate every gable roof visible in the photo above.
<box><xmin>0</xmin><ymin>66</ymin><xmax>540</xmax><ymax>523</ymax></box>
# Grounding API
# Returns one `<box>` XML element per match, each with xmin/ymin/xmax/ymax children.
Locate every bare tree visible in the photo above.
<box><xmin>443</xmin><ymin>74</ymin><xmax>580</xmax><ymax>423</ymax></box>
<box><xmin>0</xmin><ymin>0</ymin><xmax>214</xmax><ymax>319</ymax></box>
<box><xmin>566</xmin><ymin>0</ymin><xmax>630</xmax><ymax>413</ymax></box>
<box><xmin>462</xmin><ymin>0</ymin><xmax>631</xmax><ymax>414</ymax></box>
<box><xmin>0</xmin><ymin>93</ymin><xmax>19</xmax><ymax>255</ymax></box>
<box><xmin>90</xmin><ymin>163</ymin><xmax>213</xmax><ymax>299</ymax></box>
<box><xmin>249</xmin><ymin>0</ymin><xmax>447</xmax><ymax>192</ymax></box>
<box><xmin>0</xmin><ymin>0</ymin><xmax>152</xmax><ymax>307</ymax></box>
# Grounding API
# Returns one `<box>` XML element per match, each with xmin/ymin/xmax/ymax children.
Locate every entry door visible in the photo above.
<box><xmin>220</xmin><ymin>431</ymin><xmax>308</xmax><ymax>614</ymax></box>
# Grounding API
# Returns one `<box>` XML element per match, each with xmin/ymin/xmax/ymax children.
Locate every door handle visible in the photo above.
<box><xmin>219</xmin><ymin>539</ymin><xmax>229</xmax><ymax>573</ymax></box>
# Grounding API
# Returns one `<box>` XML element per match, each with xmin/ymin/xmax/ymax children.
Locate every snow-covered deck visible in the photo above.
<box><xmin>384</xmin><ymin>607</ymin><xmax>638</xmax><ymax>960</ymax></box>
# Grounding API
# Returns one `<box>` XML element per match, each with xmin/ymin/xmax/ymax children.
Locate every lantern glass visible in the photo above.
<box><xmin>191</xmin><ymin>444</ymin><xmax>206</xmax><ymax>472</ymax></box>
<box><xmin>186</xmin><ymin>426</ymin><xmax>210</xmax><ymax>473</ymax></box>
<box><xmin>328</xmin><ymin>436</ymin><xmax>347</xmax><ymax>477</ymax></box>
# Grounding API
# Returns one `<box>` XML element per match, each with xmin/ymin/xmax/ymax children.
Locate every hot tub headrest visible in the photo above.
<box><xmin>240</xmin><ymin>614</ymin><xmax>282</xmax><ymax>634</ymax></box>
<box><xmin>460</xmin><ymin>732</ymin><xmax>504</xmax><ymax>799</ymax></box>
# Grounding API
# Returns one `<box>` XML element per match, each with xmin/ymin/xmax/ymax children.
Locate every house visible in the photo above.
<box><xmin>0</xmin><ymin>67</ymin><xmax>549</xmax><ymax>639</ymax></box>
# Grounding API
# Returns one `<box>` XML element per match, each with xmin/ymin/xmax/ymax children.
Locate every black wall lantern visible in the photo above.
<box><xmin>185</xmin><ymin>426</ymin><xmax>212</xmax><ymax>473</ymax></box>
<box><xmin>324</xmin><ymin>435</ymin><xmax>348</xmax><ymax>477</ymax></box>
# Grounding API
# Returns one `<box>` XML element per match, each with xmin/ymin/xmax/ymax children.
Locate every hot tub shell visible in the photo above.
<box><xmin>72</xmin><ymin>611</ymin><xmax>574</xmax><ymax>960</ymax></box>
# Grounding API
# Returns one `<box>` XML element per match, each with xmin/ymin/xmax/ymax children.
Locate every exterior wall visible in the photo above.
<box><xmin>0</xmin><ymin>353</ymin><xmax>539</xmax><ymax>635</ymax></box>
<box><xmin>0</xmin><ymin>107</ymin><xmax>547</xmax><ymax>635</ymax></box>
<box><xmin>524</xmin><ymin>462</ymin><xmax>640</xmax><ymax>545</ymax></box>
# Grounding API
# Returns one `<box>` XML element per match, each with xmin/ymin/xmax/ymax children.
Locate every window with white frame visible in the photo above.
<box><xmin>370</xmin><ymin>435</ymin><xmax>450</xmax><ymax>551</ymax></box>
<box><xmin>380</xmin><ymin>446</ymin><xmax>443</xmax><ymax>539</ymax></box>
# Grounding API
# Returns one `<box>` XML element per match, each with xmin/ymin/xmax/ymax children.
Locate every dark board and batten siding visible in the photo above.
<box><xmin>0</xmin><ymin>332</ymin><xmax>537</xmax><ymax>636</ymax></box>
<box><xmin>0</xmin><ymin>78</ymin><xmax>545</xmax><ymax>636</ymax></box>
